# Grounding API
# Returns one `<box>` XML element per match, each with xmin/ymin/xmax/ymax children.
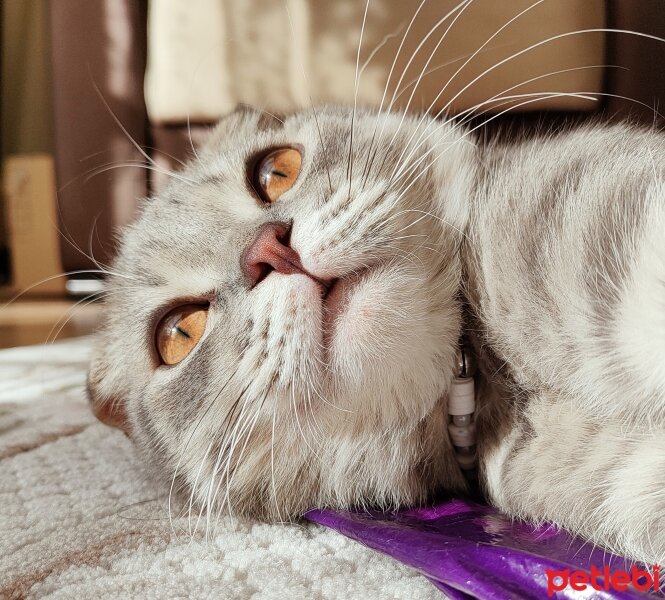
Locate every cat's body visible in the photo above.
<box><xmin>469</xmin><ymin>125</ymin><xmax>665</xmax><ymax>563</ymax></box>
<box><xmin>88</xmin><ymin>107</ymin><xmax>665</xmax><ymax>565</ymax></box>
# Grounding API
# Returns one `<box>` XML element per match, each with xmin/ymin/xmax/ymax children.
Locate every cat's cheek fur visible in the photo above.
<box><xmin>331</xmin><ymin>263</ymin><xmax>459</xmax><ymax>424</ymax></box>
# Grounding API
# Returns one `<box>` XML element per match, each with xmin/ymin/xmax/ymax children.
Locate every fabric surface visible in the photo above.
<box><xmin>144</xmin><ymin>0</ymin><xmax>605</xmax><ymax>124</ymax></box>
<box><xmin>0</xmin><ymin>338</ymin><xmax>441</xmax><ymax>600</ymax></box>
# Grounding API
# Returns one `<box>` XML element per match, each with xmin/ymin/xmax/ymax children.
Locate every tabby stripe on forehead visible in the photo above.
<box><xmin>257</xmin><ymin>111</ymin><xmax>285</xmax><ymax>131</ymax></box>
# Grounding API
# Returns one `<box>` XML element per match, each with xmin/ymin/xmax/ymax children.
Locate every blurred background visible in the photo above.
<box><xmin>1</xmin><ymin>0</ymin><xmax>664</xmax><ymax>348</ymax></box>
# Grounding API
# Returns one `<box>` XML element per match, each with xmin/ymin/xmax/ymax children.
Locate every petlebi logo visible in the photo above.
<box><xmin>546</xmin><ymin>565</ymin><xmax>661</xmax><ymax>596</ymax></box>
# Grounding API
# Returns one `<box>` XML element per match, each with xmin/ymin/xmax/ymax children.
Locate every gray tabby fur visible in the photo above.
<box><xmin>88</xmin><ymin>106</ymin><xmax>665</xmax><ymax>565</ymax></box>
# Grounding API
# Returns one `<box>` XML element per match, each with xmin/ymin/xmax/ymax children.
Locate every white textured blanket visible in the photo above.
<box><xmin>0</xmin><ymin>339</ymin><xmax>440</xmax><ymax>599</ymax></box>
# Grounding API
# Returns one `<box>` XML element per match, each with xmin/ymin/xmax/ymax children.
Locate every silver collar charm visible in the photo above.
<box><xmin>448</xmin><ymin>341</ymin><xmax>477</xmax><ymax>478</ymax></box>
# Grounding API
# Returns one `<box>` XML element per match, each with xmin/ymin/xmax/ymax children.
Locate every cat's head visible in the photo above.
<box><xmin>88</xmin><ymin>105</ymin><xmax>476</xmax><ymax>521</ymax></box>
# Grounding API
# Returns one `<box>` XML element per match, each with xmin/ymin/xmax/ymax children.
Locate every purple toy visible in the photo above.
<box><xmin>307</xmin><ymin>500</ymin><xmax>661</xmax><ymax>599</ymax></box>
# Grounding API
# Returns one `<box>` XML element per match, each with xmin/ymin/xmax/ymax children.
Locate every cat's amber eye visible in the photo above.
<box><xmin>254</xmin><ymin>147</ymin><xmax>302</xmax><ymax>202</ymax></box>
<box><xmin>155</xmin><ymin>305</ymin><xmax>208</xmax><ymax>365</ymax></box>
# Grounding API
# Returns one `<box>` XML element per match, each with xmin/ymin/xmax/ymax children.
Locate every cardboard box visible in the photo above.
<box><xmin>1</xmin><ymin>153</ymin><xmax>65</xmax><ymax>296</ymax></box>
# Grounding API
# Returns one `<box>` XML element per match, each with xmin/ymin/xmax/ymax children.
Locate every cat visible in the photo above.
<box><xmin>86</xmin><ymin>103</ymin><xmax>665</xmax><ymax>566</ymax></box>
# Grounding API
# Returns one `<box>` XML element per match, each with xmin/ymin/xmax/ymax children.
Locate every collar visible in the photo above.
<box><xmin>448</xmin><ymin>339</ymin><xmax>478</xmax><ymax>481</ymax></box>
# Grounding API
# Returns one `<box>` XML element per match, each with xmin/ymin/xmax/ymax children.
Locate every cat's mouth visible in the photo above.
<box><xmin>320</xmin><ymin>271</ymin><xmax>366</xmax><ymax>351</ymax></box>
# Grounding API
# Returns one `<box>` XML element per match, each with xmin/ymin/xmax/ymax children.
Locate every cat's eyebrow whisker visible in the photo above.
<box><xmin>83</xmin><ymin>161</ymin><xmax>197</xmax><ymax>186</ymax></box>
<box><xmin>186</xmin><ymin>112</ymin><xmax>203</xmax><ymax>168</ymax></box>
<box><xmin>283</xmin><ymin>3</ymin><xmax>333</xmax><ymax>196</ymax></box>
<box><xmin>384</xmin><ymin>0</ymin><xmax>474</xmax><ymax>146</ymax></box>
<box><xmin>346</xmin><ymin>0</ymin><xmax>371</xmax><ymax>201</ymax></box>
<box><xmin>92</xmin><ymin>77</ymin><xmax>193</xmax><ymax>186</ymax></box>
<box><xmin>0</xmin><ymin>269</ymin><xmax>136</xmax><ymax>311</ymax></box>
<box><xmin>44</xmin><ymin>291</ymin><xmax>109</xmax><ymax>345</ymax></box>
<box><xmin>361</xmin><ymin>0</ymin><xmax>430</xmax><ymax>189</ymax></box>
<box><xmin>365</xmin><ymin>0</ymin><xmax>471</xmax><ymax>188</ymax></box>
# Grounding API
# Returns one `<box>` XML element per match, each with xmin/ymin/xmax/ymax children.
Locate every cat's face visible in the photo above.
<box><xmin>88</xmin><ymin>106</ymin><xmax>475</xmax><ymax>521</ymax></box>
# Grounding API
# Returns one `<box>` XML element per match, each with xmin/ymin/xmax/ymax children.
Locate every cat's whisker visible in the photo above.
<box><xmin>220</xmin><ymin>390</ymin><xmax>268</xmax><ymax>520</ymax></box>
<box><xmin>0</xmin><ymin>269</ymin><xmax>136</xmax><ymax>312</ymax></box>
<box><xmin>202</xmin><ymin>383</ymin><xmax>250</xmax><ymax>539</ymax></box>
<box><xmin>87</xmin><ymin>212</ymin><xmax>105</xmax><ymax>271</ymax></box>
<box><xmin>347</xmin><ymin>0</ymin><xmax>371</xmax><ymax>197</ymax></box>
<box><xmin>381</xmin><ymin>243</ymin><xmax>424</xmax><ymax>272</ymax></box>
<box><xmin>391</xmin><ymin>91</ymin><xmax>594</xmax><ymax>191</ymax></box>
<box><xmin>389</xmin><ymin>208</ymin><xmax>470</xmax><ymax>242</ymax></box>
<box><xmin>83</xmin><ymin>161</ymin><xmax>197</xmax><ymax>186</ymax></box>
<box><xmin>168</xmin><ymin>364</ymin><xmax>243</xmax><ymax>538</ymax></box>
<box><xmin>50</xmin><ymin>186</ymin><xmax>117</xmax><ymax>273</ymax></box>
<box><xmin>358</xmin><ymin>24</ymin><xmax>405</xmax><ymax>81</ymax></box>
<box><xmin>393</xmin><ymin>64</ymin><xmax>622</xmax><ymax>179</ymax></box>
<box><xmin>306</xmin><ymin>373</ymin><xmax>352</xmax><ymax>413</ymax></box>
<box><xmin>290</xmin><ymin>382</ymin><xmax>324</xmax><ymax>461</ymax></box>
<box><xmin>91</xmin><ymin>78</ymin><xmax>157</xmax><ymax>168</ymax></box>
<box><xmin>385</xmin><ymin>0</ymin><xmax>474</xmax><ymax>147</ymax></box>
<box><xmin>44</xmin><ymin>291</ymin><xmax>107</xmax><ymax>345</ymax></box>
<box><xmin>454</xmin><ymin>65</ymin><xmax>621</xmax><ymax>123</ymax></box>
<box><xmin>186</xmin><ymin>112</ymin><xmax>203</xmax><ymax>168</ymax></box>
<box><xmin>283</xmin><ymin>4</ymin><xmax>334</xmax><ymax>197</ymax></box>
<box><xmin>387</xmin><ymin>43</ymin><xmax>514</xmax><ymax>108</ymax></box>
<box><xmin>270</xmin><ymin>402</ymin><xmax>284</xmax><ymax>523</ymax></box>
<box><xmin>397</xmin><ymin>66</ymin><xmax>640</xmax><ymax>179</ymax></box>
<box><xmin>397</xmin><ymin>27</ymin><xmax>665</xmax><ymax>183</ymax></box>
<box><xmin>187</xmin><ymin>441</ymin><xmax>214</xmax><ymax>537</ymax></box>
<box><xmin>437</xmin><ymin>28</ymin><xmax>665</xmax><ymax>124</ymax></box>
<box><xmin>91</xmin><ymin>76</ymin><xmax>193</xmax><ymax>186</ymax></box>
<box><xmin>395</xmin><ymin>88</ymin><xmax>665</xmax><ymax>195</ymax></box>
<box><xmin>361</xmin><ymin>0</ymin><xmax>430</xmax><ymax>188</ymax></box>
<box><xmin>366</xmin><ymin>0</ymin><xmax>471</xmax><ymax>186</ymax></box>
<box><xmin>301</xmin><ymin>385</ymin><xmax>326</xmax><ymax>449</ymax></box>
<box><xmin>374</xmin><ymin>0</ymin><xmax>428</xmax><ymax>119</ymax></box>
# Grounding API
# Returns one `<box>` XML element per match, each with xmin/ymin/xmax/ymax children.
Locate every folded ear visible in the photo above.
<box><xmin>427</xmin><ymin>121</ymin><xmax>477</xmax><ymax>233</ymax></box>
<box><xmin>87</xmin><ymin>344</ymin><xmax>130</xmax><ymax>435</ymax></box>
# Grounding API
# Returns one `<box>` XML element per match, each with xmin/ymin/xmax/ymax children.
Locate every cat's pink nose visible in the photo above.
<box><xmin>242</xmin><ymin>222</ymin><xmax>305</xmax><ymax>287</ymax></box>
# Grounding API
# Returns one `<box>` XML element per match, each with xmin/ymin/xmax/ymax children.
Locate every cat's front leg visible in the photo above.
<box><xmin>481</xmin><ymin>388</ymin><xmax>665</xmax><ymax>566</ymax></box>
